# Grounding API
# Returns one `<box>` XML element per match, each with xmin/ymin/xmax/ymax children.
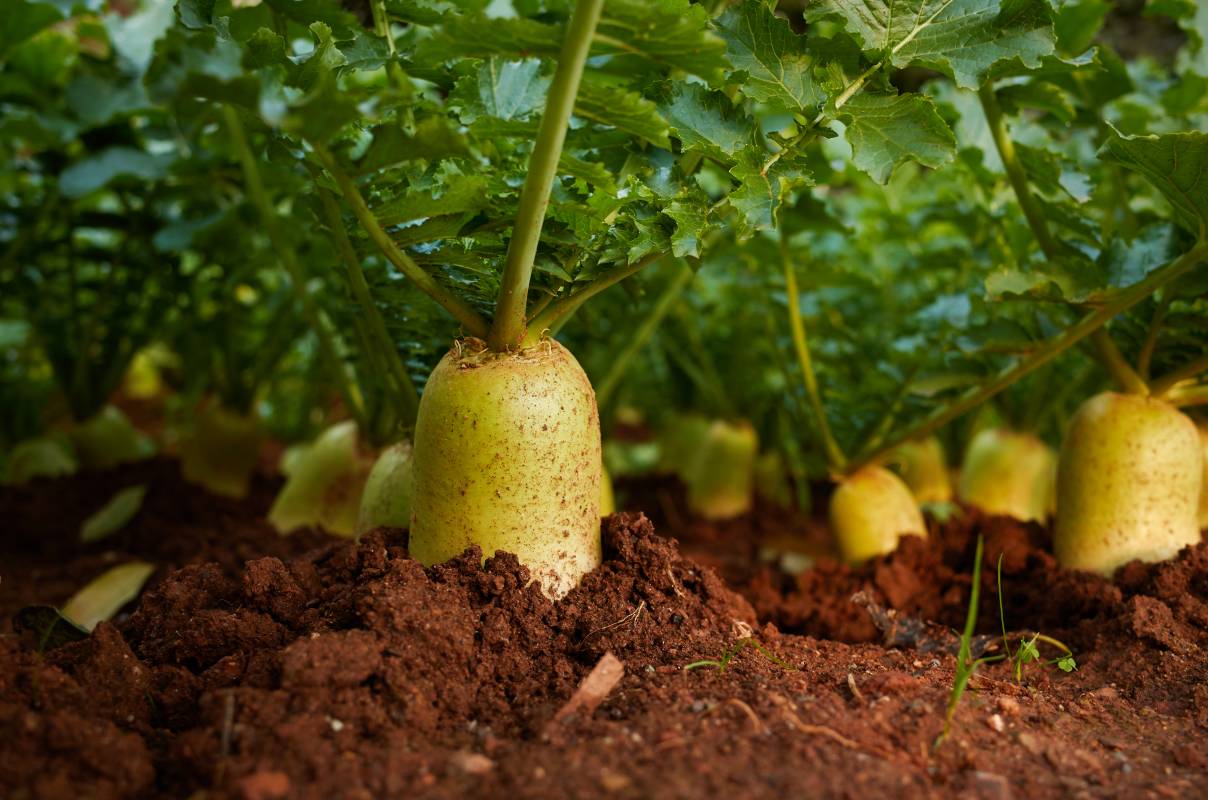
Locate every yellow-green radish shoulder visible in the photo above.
<box><xmin>829</xmin><ymin>465</ymin><xmax>926</xmax><ymax>564</ymax></box>
<box><xmin>1054</xmin><ymin>392</ymin><xmax>1202</xmax><ymax>574</ymax></box>
<box><xmin>410</xmin><ymin>338</ymin><xmax>601</xmax><ymax>599</ymax></box>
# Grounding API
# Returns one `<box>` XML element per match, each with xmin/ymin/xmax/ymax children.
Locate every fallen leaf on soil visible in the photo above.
<box><xmin>548</xmin><ymin>652</ymin><xmax>624</xmax><ymax>730</ymax></box>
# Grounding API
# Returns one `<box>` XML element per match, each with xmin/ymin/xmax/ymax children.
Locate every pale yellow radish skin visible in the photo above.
<box><xmin>409</xmin><ymin>339</ymin><xmax>601</xmax><ymax>599</ymax></box>
<box><xmin>180</xmin><ymin>403</ymin><xmax>261</xmax><ymax>499</ymax></box>
<box><xmin>958</xmin><ymin>428</ymin><xmax>1056</xmax><ymax>522</ymax></box>
<box><xmin>893</xmin><ymin>436</ymin><xmax>952</xmax><ymax>504</ymax></box>
<box><xmin>269</xmin><ymin>420</ymin><xmax>369</xmax><ymax>538</ymax></box>
<box><xmin>600</xmin><ymin>463</ymin><xmax>616</xmax><ymax>518</ymax></box>
<box><xmin>1198</xmin><ymin>422</ymin><xmax>1208</xmax><ymax>530</ymax></box>
<box><xmin>69</xmin><ymin>406</ymin><xmax>155</xmax><ymax>470</ymax></box>
<box><xmin>829</xmin><ymin>465</ymin><xmax>927</xmax><ymax>564</ymax></box>
<box><xmin>683</xmin><ymin>419</ymin><xmax>758</xmax><ymax>520</ymax></box>
<box><xmin>1054</xmin><ymin>392</ymin><xmax>1202</xmax><ymax>575</ymax></box>
<box><xmin>356</xmin><ymin>441</ymin><xmax>414</xmax><ymax>536</ymax></box>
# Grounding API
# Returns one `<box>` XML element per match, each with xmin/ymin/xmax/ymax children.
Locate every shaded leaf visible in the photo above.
<box><xmin>60</xmin><ymin>561</ymin><xmax>156</xmax><ymax>631</ymax></box>
<box><xmin>80</xmin><ymin>484</ymin><xmax>148</xmax><ymax>543</ymax></box>
<box><xmin>810</xmin><ymin>0</ymin><xmax>1056</xmax><ymax>89</ymax></box>
<box><xmin>840</xmin><ymin>93</ymin><xmax>955</xmax><ymax>183</ymax></box>
<box><xmin>713</xmin><ymin>0</ymin><xmax>825</xmax><ymax>112</ymax></box>
<box><xmin>1099</xmin><ymin>128</ymin><xmax>1208</xmax><ymax>239</ymax></box>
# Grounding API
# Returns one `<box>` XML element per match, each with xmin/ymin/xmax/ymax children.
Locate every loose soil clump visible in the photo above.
<box><xmin>0</xmin><ymin>458</ymin><xmax>329</xmax><ymax>619</ymax></box>
<box><xmin>3</xmin><ymin>473</ymin><xmax>1208</xmax><ymax>798</ymax></box>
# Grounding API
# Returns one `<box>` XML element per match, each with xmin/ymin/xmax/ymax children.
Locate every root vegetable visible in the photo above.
<box><xmin>683</xmin><ymin>420</ymin><xmax>757</xmax><ymax>520</ymax></box>
<box><xmin>356</xmin><ymin>441</ymin><xmax>414</xmax><ymax>536</ymax></box>
<box><xmin>1054</xmin><ymin>392</ymin><xmax>1202</xmax><ymax>574</ymax></box>
<box><xmin>600</xmin><ymin>463</ymin><xmax>616</xmax><ymax>517</ymax></box>
<box><xmin>1199</xmin><ymin>422</ymin><xmax>1208</xmax><ymax>530</ymax></box>
<box><xmin>958</xmin><ymin>429</ymin><xmax>1055</xmax><ymax>521</ymax></box>
<box><xmin>1</xmin><ymin>436</ymin><xmax>77</xmax><ymax>484</ymax></box>
<box><xmin>179</xmin><ymin>403</ymin><xmax>261</xmax><ymax>498</ymax></box>
<box><xmin>657</xmin><ymin>413</ymin><xmax>712</xmax><ymax>477</ymax></box>
<box><xmin>409</xmin><ymin>339</ymin><xmax>601</xmax><ymax>599</ymax></box>
<box><xmin>892</xmin><ymin>436</ymin><xmax>952</xmax><ymax>504</ymax></box>
<box><xmin>269</xmin><ymin>420</ymin><xmax>370</xmax><ymax>538</ymax></box>
<box><xmin>829</xmin><ymin>465</ymin><xmax>926</xmax><ymax>564</ymax></box>
<box><xmin>68</xmin><ymin>406</ymin><xmax>155</xmax><ymax>470</ymax></box>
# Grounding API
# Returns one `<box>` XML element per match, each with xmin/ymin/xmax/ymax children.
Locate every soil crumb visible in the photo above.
<box><xmin>3</xmin><ymin>510</ymin><xmax>1207</xmax><ymax>799</ymax></box>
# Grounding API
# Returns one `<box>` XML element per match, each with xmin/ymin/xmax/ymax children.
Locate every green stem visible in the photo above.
<box><xmin>1031</xmin><ymin>633</ymin><xmax>1073</xmax><ymax>655</ymax></box>
<box><xmin>980</xmin><ymin>83</ymin><xmax>1148</xmax><ymax>395</ymax></box>
<box><xmin>978</xmin><ymin>84</ymin><xmax>1061</xmax><ymax>260</ymax></box>
<box><xmin>368</xmin><ymin>0</ymin><xmax>412</xmax><ymax>96</ymax></box>
<box><xmin>1151</xmin><ymin>355</ymin><xmax>1208</xmax><ymax>398</ymax></box>
<box><xmin>596</xmin><ymin>262</ymin><xmax>695</xmax><ymax>410</ymax></box>
<box><xmin>488</xmin><ymin>0</ymin><xmax>606</xmax><ymax>350</ymax></box>
<box><xmin>667</xmin><ymin>305</ymin><xmax>733</xmax><ymax>418</ymax></box>
<box><xmin>1168</xmin><ymin>383</ymin><xmax>1208</xmax><ymax>407</ymax></box>
<box><xmin>223</xmin><ymin>106</ymin><xmax>363</xmax><ymax>428</ymax></box>
<box><xmin>852</xmin><ymin>244</ymin><xmax>1208</xmax><ymax>470</ymax></box>
<box><xmin>678</xmin><ymin>303</ymin><xmax>734</xmax><ymax>418</ymax></box>
<box><xmin>316</xmin><ymin>184</ymin><xmax>420</xmax><ymax>425</ymax></box>
<box><xmin>763</xmin><ymin>60</ymin><xmax>883</xmax><ymax>175</ymax></box>
<box><xmin>780</xmin><ymin>236</ymin><xmax>846</xmax><ymax>474</ymax></box>
<box><xmin>312</xmin><ymin>144</ymin><xmax>490</xmax><ymax>339</ymax></box>
<box><xmin>1137</xmin><ymin>290</ymin><xmax>1172</xmax><ymax>380</ymax></box>
<box><xmin>525</xmin><ymin>252</ymin><xmax>663</xmax><ymax>343</ymax></box>
<box><xmin>1091</xmin><ymin>329</ymin><xmax>1149</xmax><ymax>395</ymax></box>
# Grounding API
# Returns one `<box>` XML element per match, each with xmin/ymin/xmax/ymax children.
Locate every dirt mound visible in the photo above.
<box><xmin>0</xmin><ymin>457</ymin><xmax>331</xmax><ymax>620</ymax></box>
<box><xmin>4</xmin><ymin>509</ymin><xmax>1208</xmax><ymax>798</ymax></box>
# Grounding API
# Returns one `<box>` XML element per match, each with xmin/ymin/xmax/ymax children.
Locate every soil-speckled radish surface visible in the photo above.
<box><xmin>3</xmin><ymin>469</ymin><xmax>1208</xmax><ymax>799</ymax></box>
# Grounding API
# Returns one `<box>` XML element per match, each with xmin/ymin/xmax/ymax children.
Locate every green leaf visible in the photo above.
<box><xmin>105</xmin><ymin>0</ymin><xmax>177</xmax><ymax>73</ymax></box>
<box><xmin>728</xmin><ymin>146</ymin><xmax>812</xmax><ymax>232</ymax></box>
<box><xmin>451</xmin><ymin>57</ymin><xmax>549</xmax><ymax>124</ymax></box>
<box><xmin>1052</xmin><ymin>0</ymin><xmax>1108</xmax><ymax>56</ymax></box>
<box><xmin>1099</xmin><ymin>128</ymin><xmax>1208</xmax><ymax>239</ymax></box>
<box><xmin>59</xmin><ymin>147</ymin><xmax>177</xmax><ymax>198</ymax></box>
<box><xmin>177</xmin><ymin>0</ymin><xmax>216</xmax><ymax>29</ymax></box>
<box><xmin>665</xmin><ymin>194</ymin><xmax>712</xmax><ymax>258</ymax></box>
<box><xmin>577</xmin><ymin>77</ymin><xmax>671</xmax><ymax>150</ymax></box>
<box><xmin>60</xmin><ymin>561</ymin><xmax>156</xmax><ymax>631</ymax></box>
<box><xmin>80</xmin><ymin>484</ymin><xmax>148</xmax><ymax>543</ymax></box>
<box><xmin>810</xmin><ymin>0</ymin><xmax>1056</xmax><ymax>90</ymax></box>
<box><xmin>360</xmin><ymin>117</ymin><xmax>471</xmax><ymax>170</ymax></box>
<box><xmin>1</xmin><ymin>1</ymin><xmax>63</xmax><ymax>58</ymax></box>
<box><xmin>661</xmin><ymin>83</ymin><xmax>754</xmax><ymax>161</ymax></box>
<box><xmin>66</xmin><ymin>75</ymin><xmax>152</xmax><ymax>126</ymax></box>
<box><xmin>595</xmin><ymin>0</ymin><xmax>727</xmax><ymax>80</ymax></box>
<box><xmin>415</xmin><ymin>14</ymin><xmax>559</xmax><ymax>62</ymax></box>
<box><xmin>714</xmin><ymin>0</ymin><xmax>825</xmax><ymax>113</ymax></box>
<box><xmin>840</xmin><ymin>93</ymin><xmax>955</xmax><ymax>184</ymax></box>
<box><xmin>1100</xmin><ymin>224</ymin><xmax>1180</xmax><ymax>290</ymax></box>
<box><xmin>244</xmin><ymin>27</ymin><xmax>287</xmax><ymax>70</ymax></box>
<box><xmin>372</xmin><ymin>174</ymin><xmax>490</xmax><ymax>226</ymax></box>
<box><xmin>293</xmin><ymin>22</ymin><xmax>347</xmax><ymax>92</ymax></box>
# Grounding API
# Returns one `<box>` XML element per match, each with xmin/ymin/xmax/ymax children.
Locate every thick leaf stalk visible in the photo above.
<box><xmin>489</xmin><ymin>0</ymin><xmax>606</xmax><ymax>350</ymax></box>
<box><xmin>179</xmin><ymin>402</ymin><xmax>262</xmax><ymax>499</ymax></box>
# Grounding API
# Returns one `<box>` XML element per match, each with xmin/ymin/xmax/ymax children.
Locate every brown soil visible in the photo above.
<box><xmin>0</xmin><ymin>457</ymin><xmax>331</xmax><ymax>620</ymax></box>
<box><xmin>3</xmin><ymin>470</ymin><xmax>1208</xmax><ymax>799</ymax></box>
